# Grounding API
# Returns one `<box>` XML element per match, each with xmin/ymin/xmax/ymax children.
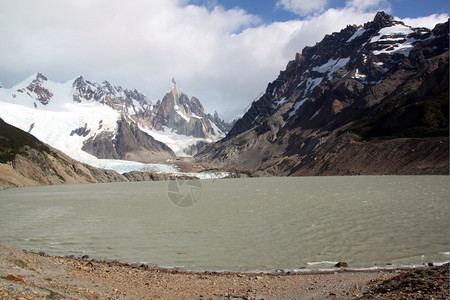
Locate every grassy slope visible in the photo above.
<box><xmin>0</xmin><ymin>118</ymin><xmax>51</xmax><ymax>163</ymax></box>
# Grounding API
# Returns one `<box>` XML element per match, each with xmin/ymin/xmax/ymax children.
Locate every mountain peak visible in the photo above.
<box><xmin>171</xmin><ymin>78</ymin><xmax>177</xmax><ymax>91</ymax></box>
<box><xmin>35</xmin><ymin>73</ymin><xmax>48</xmax><ymax>83</ymax></box>
<box><xmin>373</xmin><ymin>11</ymin><xmax>394</xmax><ymax>26</ymax></box>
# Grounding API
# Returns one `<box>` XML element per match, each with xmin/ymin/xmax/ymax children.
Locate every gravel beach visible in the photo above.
<box><xmin>0</xmin><ymin>244</ymin><xmax>448</xmax><ymax>299</ymax></box>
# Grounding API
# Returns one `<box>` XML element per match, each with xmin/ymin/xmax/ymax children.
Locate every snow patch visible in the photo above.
<box><xmin>309</xmin><ymin>109</ymin><xmax>321</xmax><ymax>120</ymax></box>
<box><xmin>176</xmin><ymin>110</ymin><xmax>190</xmax><ymax>122</ymax></box>
<box><xmin>288</xmin><ymin>98</ymin><xmax>308</xmax><ymax>118</ymax></box>
<box><xmin>312</xmin><ymin>57</ymin><xmax>350</xmax><ymax>80</ymax></box>
<box><xmin>346</xmin><ymin>28</ymin><xmax>366</xmax><ymax>43</ymax></box>
<box><xmin>274</xmin><ymin>97</ymin><xmax>286</xmax><ymax>107</ymax></box>
<box><xmin>373</xmin><ymin>37</ymin><xmax>417</xmax><ymax>56</ymax></box>
<box><xmin>210</xmin><ymin>121</ymin><xmax>225</xmax><ymax>138</ymax></box>
<box><xmin>303</xmin><ymin>77</ymin><xmax>323</xmax><ymax>97</ymax></box>
<box><xmin>370</xmin><ymin>24</ymin><xmax>413</xmax><ymax>43</ymax></box>
<box><xmin>353</xmin><ymin>69</ymin><xmax>367</xmax><ymax>80</ymax></box>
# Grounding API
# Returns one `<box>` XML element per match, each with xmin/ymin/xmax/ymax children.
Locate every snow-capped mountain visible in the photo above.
<box><xmin>0</xmin><ymin>74</ymin><xmax>229</xmax><ymax>167</ymax></box>
<box><xmin>197</xmin><ymin>12</ymin><xmax>449</xmax><ymax>175</ymax></box>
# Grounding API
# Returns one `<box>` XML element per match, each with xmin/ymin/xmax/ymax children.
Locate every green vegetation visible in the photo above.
<box><xmin>348</xmin><ymin>93</ymin><xmax>449</xmax><ymax>140</ymax></box>
<box><xmin>0</xmin><ymin>118</ymin><xmax>51</xmax><ymax>163</ymax></box>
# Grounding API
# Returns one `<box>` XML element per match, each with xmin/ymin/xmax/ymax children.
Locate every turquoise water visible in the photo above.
<box><xmin>0</xmin><ymin>176</ymin><xmax>448</xmax><ymax>271</ymax></box>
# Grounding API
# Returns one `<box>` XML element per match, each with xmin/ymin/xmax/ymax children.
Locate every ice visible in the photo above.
<box><xmin>140</xmin><ymin>125</ymin><xmax>217</xmax><ymax>157</ymax></box>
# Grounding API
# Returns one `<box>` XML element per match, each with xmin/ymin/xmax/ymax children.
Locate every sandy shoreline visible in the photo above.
<box><xmin>1</xmin><ymin>244</ymin><xmax>448</xmax><ymax>299</ymax></box>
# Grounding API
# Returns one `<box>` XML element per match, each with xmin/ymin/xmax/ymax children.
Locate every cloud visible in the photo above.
<box><xmin>345</xmin><ymin>0</ymin><xmax>391</xmax><ymax>12</ymax></box>
<box><xmin>0</xmin><ymin>0</ymin><xmax>447</xmax><ymax>120</ymax></box>
<box><xmin>276</xmin><ymin>0</ymin><xmax>328</xmax><ymax>16</ymax></box>
<box><xmin>399</xmin><ymin>14</ymin><xmax>449</xmax><ymax>29</ymax></box>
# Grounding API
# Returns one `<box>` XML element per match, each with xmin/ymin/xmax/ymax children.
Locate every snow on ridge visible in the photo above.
<box><xmin>274</xmin><ymin>97</ymin><xmax>287</xmax><ymax>107</ymax></box>
<box><xmin>346</xmin><ymin>28</ymin><xmax>366</xmax><ymax>43</ymax></box>
<box><xmin>210</xmin><ymin>121</ymin><xmax>225</xmax><ymax>138</ymax></box>
<box><xmin>372</xmin><ymin>36</ymin><xmax>417</xmax><ymax>57</ymax></box>
<box><xmin>303</xmin><ymin>77</ymin><xmax>323</xmax><ymax>97</ymax></box>
<box><xmin>288</xmin><ymin>97</ymin><xmax>308</xmax><ymax>118</ymax></box>
<box><xmin>370</xmin><ymin>24</ymin><xmax>413</xmax><ymax>43</ymax></box>
<box><xmin>312</xmin><ymin>57</ymin><xmax>350</xmax><ymax>80</ymax></box>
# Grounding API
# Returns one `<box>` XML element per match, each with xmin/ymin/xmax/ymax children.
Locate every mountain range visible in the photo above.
<box><xmin>0</xmin><ymin>12</ymin><xmax>448</xmax><ymax>185</ymax></box>
<box><xmin>196</xmin><ymin>12</ymin><xmax>449</xmax><ymax>175</ymax></box>
<box><xmin>0</xmin><ymin>73</ymin><xmax>230</xmax><ymax>167</ymax></box>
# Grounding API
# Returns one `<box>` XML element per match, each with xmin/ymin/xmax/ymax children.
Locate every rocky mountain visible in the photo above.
<box><xmin>0</xmin><ymin>74</ymin><xmax>229</xmax><ymax>165</ymax></box>
<box><xmin>196</xmin><ymin>12</ymin><xmax>449</xmax><ymax>175</ymax></box>
<box><xmin>151</xmin><ymin>78</ymin><xmax>230</xmax><ymax>155</ymax></box>
<box><xmin>0</xmin><ymin>118</ymin><xmax>198</xmax><ymax>190</ymax></box>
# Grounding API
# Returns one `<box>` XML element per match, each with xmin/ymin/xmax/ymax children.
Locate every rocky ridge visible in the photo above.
<box><xmin>0</xmin><ymin>118</ymin><xmax>195</xmax><ymax>190</ymax></box>
<box><xmin>0</xmin><ymin>74</ymin><xmax>230</xmax><ymax>163</ymax></box>
<box><xmin>196</xmin><ymin>12</ymin><xmax>449</xmax><ymax>176</ymax></box>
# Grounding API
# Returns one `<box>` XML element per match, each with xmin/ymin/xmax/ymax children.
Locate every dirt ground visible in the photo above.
<box><xmin>0</xmin><ymin>244</ymin><xmax>448</xmax><ymax>299</ymax></box>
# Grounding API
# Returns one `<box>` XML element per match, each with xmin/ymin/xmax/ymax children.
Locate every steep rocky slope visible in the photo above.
<box><xmin>196</xmin><ymin>12</ymin><xmax>449</xmax><ymax>175</ymax></box>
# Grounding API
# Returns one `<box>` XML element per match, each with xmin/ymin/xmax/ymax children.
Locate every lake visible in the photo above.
<box><xmin>0</xmin><ymin>176</ymin><xmax>448</xmax><ymax>272</ymax></box>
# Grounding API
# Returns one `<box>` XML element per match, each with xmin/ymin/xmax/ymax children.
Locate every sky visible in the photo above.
<box><xmin>0</xmin><ymin>0</ymin><xmax>448</xmax><ymax>120</ymax></box>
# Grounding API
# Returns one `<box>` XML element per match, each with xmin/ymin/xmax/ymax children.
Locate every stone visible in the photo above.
<box><xmin>335</xmin><ymin>261</ymin><xmax>349</xmax><ymax>268</ymax></box>
<box><xmin>6</xmin><ymin>274</ymin><xmax>28</xmax><ymax>284</ymax></box>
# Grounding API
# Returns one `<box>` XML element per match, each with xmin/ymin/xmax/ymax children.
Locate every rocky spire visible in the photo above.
<box><xmin>370</xmin><ymin>11</ymin><xmax>396</xmax><ymax>30</ymax></box>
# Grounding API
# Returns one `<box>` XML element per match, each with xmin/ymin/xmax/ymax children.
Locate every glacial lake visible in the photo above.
<box><xmin>0</xmin><ymin>176</ymin><xmax>448</xmax><ymax>272</ymax></box>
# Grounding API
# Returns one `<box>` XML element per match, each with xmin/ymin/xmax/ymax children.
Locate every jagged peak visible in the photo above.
<box><xmin>373</xmin><ymin>11</ymin><xmax>394</xmax><ymax>26</ymax></box>
<box><xmin>35</xmin><ymin>73</ymin><xmax>48</xmax><ymax>82</ymax></box>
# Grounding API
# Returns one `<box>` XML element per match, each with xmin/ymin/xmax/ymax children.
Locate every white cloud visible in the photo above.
<box><xmin>345</xmin><ymin>0</ymin><xmax>391</xmax><ymax>12</ymax></box>
<box><xmin>399</xmin><ymin>14</ymin><xmax>449</xmax><ymax>29</ymax></box>
<box><xmin>0</xmin><ymin>0</ymin><xmax>447</xmax><ymax>121</ymax></box>
<box><xmin>276</xmin><ymin>0</ymin><xmax>328</xmax><ymax>16</ymax></box>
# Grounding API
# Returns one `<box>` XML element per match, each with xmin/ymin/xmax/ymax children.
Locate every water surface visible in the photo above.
<box><xmin>0</xmin><ymin>176</ymin><xmax>448</xmax><ymax>271</ymax></box>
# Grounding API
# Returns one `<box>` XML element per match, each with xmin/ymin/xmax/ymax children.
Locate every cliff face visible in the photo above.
<box><xmin>153</xmin><ymin>78</ymin><xmax>228</xmax><ymax>139</ymax></box>
<box><xmin>196</xmin><ymin>12</ymin><xmax>449</xmax><ymax>176</ymax></box>
<box><xmin>81</xmin><ymin>116</ymin><xmax>175</xmax><ymax>162</ymax></box>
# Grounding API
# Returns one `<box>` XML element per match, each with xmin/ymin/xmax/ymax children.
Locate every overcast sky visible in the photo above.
<box><xmin>0</xmin><ymin>0</ymin><xmax>448</xmax><ymax>120</ymax></box>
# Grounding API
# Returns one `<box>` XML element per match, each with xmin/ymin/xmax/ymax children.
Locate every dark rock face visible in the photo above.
<box><xmin>196</xmin><ymin>12</ymin><xmax>449</xmax><ymax>176</ymax></box>
<box><xmin>21</xmin><ymin>73</ymin><xmax>54</xmax><ymax>105</ymax></box>
<box><xmin>82</xmin><ymin>116</ymin><xmax>175</xmax><ymax>162</ymax></box>
<box><xmin>153</xmin><ymin>79</ymin><xmax>227</xmax><ymax>139</ymax></box>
